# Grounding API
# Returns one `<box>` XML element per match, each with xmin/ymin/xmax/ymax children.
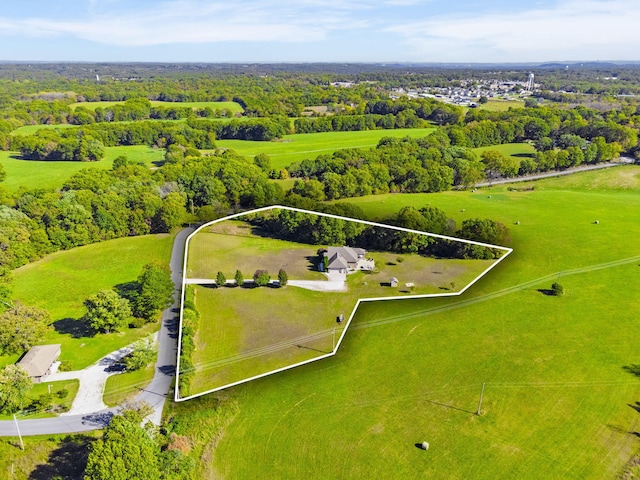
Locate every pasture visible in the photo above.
<box><xmin>214</xmin><ymin>127</ymin><xmax>436</xmax><ymax>170</ymax></box>
<box><xmin>172</xmin><ymin>166</ymin><xmax>640</xmax><ymax>479</ymax></box>
<box><xmin>473</xmin><ymin>142</ymin><xmax>536</xmax><ymax>159</ymax></box>
<box><xmin>182</xmin><ymin>212</ymin><xmax>502</xmax><ymax>397</ymax></box>
<box><xmin>8</xmin><ymin>233</ymin><xmax>174</xmax><ymax>370</ymax></box>
<box><xmin>479</xmin><ymin>98</ymin><xmax>525</xmax><ymax>111</ymax></box>
<box><xmin>0</xmin><ymin>145</ymin><xmax>164</xmax><ymax>191</ymax></box>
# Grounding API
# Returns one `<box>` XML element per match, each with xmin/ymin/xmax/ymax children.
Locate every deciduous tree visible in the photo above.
<box><xmin>0</xmin><ymin>364</ymin><xmax>32</xmax><ymax>414</ymax></box>
<box><xmin>133</xmin><ymin>263</ymin><xmax>174</xmax><ymax>321</ymax></box>
<box><xmin>83</xmin><ymin>290</ymin><xmax>131</xmax><ymax>334</ymax></box>
<box><xmin>0</xmin><ymin>302</ymin><xmax>50</xmax><ymax>355</ymax></box>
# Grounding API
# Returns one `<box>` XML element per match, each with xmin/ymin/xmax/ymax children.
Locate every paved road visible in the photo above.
<box><xmin>471</xmin><ymin>157</ymin><xmax>635</xmax><ymax>188</ymax></box>
<box><xmin>0</xmin><ymin>227</ymin><xmax>193</xmax><ymax>437</ymax></box>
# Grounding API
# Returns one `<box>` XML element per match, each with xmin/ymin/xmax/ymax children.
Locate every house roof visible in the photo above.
<box><xmin>16</xmin><ymin>344</ymin><xmax>61</xmax><ymax>377</ymax></box>
<box><xmin>327</xmin><ymin>252</ymin><xmax>349</xmax><ymax>270</ymax></box>
<box><xmin>326</xmin><ymin>246</ymin><xmax>366</xmax><ymax>266</ymax></box>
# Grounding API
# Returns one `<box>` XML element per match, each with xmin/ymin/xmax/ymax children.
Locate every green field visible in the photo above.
<box><xmin>103</xmin><ymin>355</ymin><xmax>157</xmax><ymax>407</ymax></box>
<box><xmin>0</xmin><ymin>431</ymin><xmax>97</xmax><ymax>479</ymax></box>
<box><xmin>215</xmin><ymin>128</ymin><xmax>436</xmax><ymax>170</ymax></box>
<box><xmin>182</xmin><ymin>213</ymin><xmax>500</xmax><ymax>396</ymax></box>
<box><xmin>0</xmin><ymin>145</ymin><xmax>164</xmax><ymax>191</ymax></box>
<box><xmin>168</xmin><ymin>165</ymin><xmax>640</xmax><ymax>478</ymax></box>
<box><xmin>69</xmin><ymin>100</ymin><xmax>244</xmax><ymax>113</ymax></box>
<box><xmin>479</xmin><ymin>99</ymin><xmax>525</xmax><ymax>111</ymax></box>
<box><xmin>8</xmin><ymin>234</ymin><xmax>174</xmax><ymax>370</ymax></box>
<box><xmin>473</xmin><ymin>142</ymin><xmax>536</xmax><ymax>159</ymax></box>
<box><xmin>0</xmin><ymin>379</ymin><xmax>79</xmax><ymax>421</ymax></box>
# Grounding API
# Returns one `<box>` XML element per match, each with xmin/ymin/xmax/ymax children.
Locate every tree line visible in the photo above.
<box><xmin>249</xmin><ymin>206</ymin><xmax>509</xmax><ymax>260</ymax></box>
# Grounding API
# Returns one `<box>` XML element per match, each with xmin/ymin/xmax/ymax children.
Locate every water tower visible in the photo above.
<box><xmin>526</xmin><ymin>73</ymin><xmax>535</xmax><ymax>91</ymax></box>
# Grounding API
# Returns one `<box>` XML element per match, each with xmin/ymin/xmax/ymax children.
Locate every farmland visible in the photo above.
<box><xmin>215</xmin><ymin>127</ymin><xmax>436</xmax><ymax>170</ymax></box>
<box><xmin>0</xmin><ymin>145</ymin><xmax>164</xmax><ymax>191</ymax></box>
<box><xmin>167</xmin><ymin>166</ymin><xmax>640</xmax><ymax>479</ymax></box>
<box><xmin>181</xmin><ymin>212</ymin><xmax>499</xmax><ymax>396</ymax></box>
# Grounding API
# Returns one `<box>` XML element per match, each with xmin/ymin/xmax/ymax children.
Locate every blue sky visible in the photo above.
<box><xmin>0</xmin><ymin>0</ymin><xmax>638</xmax><ymax>63</ymax></box>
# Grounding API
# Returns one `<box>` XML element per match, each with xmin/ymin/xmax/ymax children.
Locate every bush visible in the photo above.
<box><xmin>123</xmin><ymin>338</ymin><xmax>155</xmax><ymax>371</ymax></box>
<box><xmin>551</xmin><ymin>282</ymin><xmax>564</xmax><ymax>296</ymax></box>
<box><xmin>253</xmin><ymin>270</ymin><xmax>270</xmax><ymax>287</ymax></box>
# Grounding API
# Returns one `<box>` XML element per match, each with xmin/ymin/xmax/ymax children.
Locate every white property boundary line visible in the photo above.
<box><xmin>174</xmin><ymin>205</ymin><xmax>513</xmax><ymax>402</ymax></box>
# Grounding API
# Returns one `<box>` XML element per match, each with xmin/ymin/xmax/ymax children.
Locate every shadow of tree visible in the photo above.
<box><xmin>537</xmin><ymin>289</ymin><xmax>555</xmax><ymax>296</ymax></box>
<box><xmin>628</xmin><ymin>402</ymin><xmax>640</xmax><ymax>414</ymax></box>
<box><xmin>28</xmin><ymin>434</ymin><xmax>94</xmax><ymax>480</ymax></box>
<box><xmin>305</xmin><ymin>255</ymin><xmax>321</xmax><ymax>272</ymax></box>
<box><xmin>623</xmin><ymin>365</ymin><xmax>640</xmax><ymax>377</ymax></box>
<box><xmin>114</xmin><ymin>281</ymin><xmax>140</xmax><ymax>303</ymax></box>
<box><xmin>52</xmin><ymin>318</ymin><xmax>94</xmax><ymax>338</ymax></box>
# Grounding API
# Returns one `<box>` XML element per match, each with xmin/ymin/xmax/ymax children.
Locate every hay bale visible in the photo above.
<box><xmin>421</xmin><ymin>441</ymin><xmax>430</xmax><ymax>450</ymax></box>
<box><xmin>594</xmin><ymin>220</ymin><xmax>599</xmax><ymax>224</ymax></box>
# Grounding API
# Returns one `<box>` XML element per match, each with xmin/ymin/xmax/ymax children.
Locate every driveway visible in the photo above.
<box><xmin>288</xmin><ymin>272</ymin><xmax>347</xmax><ymax>292</ymax></box>
<box><xmin>50</xmin><ymin>344</ymin><xmax>135</xmax><ymax>416</ymax></box>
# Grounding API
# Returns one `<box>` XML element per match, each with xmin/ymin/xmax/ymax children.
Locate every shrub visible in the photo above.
<box><xmin>551</xmin><ymin>282</ymin><xmax>565</xmax><ymax>296</ymax></box>
<box><xmin>253</xmin><ymin>270</ymin><xmax>270</xmax><ymax>287</ymax></box>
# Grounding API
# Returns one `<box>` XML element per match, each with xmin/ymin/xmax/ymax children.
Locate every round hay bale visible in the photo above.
<box><xmin>421</xmin><ymin>441</ymin><xmax>430</xmax><ymax>450</ymax></box>
<box><xmin>515</xmin><ymin>221</ymin><xmax>520</xmax><ymax>225</ymax></box>
<box><xmin>594</xmin><ymin>220</ymin><xmax>599</xmax><ymax>224</ymax></box>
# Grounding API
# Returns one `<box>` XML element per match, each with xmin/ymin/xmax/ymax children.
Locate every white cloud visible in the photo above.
<box><xmin>385</xmin><ymin>0</ymin><xmax>640</xmax><ymax>61</ymax></box>
<box><xmin>0</xmin><ymin>0</ymin><xmax>367</xmax><ymax>46</ymax></box>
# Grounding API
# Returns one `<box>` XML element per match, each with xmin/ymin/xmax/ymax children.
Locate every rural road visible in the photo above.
<box><xmin>471</xmin><ymin>157</ymin><xmax>635</xmax><ymax>188</ymax></box>
<box><xmin>0</xmin><ymin>226</ymin><xmax>194</xmax><ymax>437</ymax></box>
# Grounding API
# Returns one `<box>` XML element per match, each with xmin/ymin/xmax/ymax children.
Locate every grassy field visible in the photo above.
<box><xmin>0</xmin><ymin>379</ymin><xmax>79</xmax><ymax>421</ymax></box>
<box><xmin>0</xmin><ymin>145</ymin><xmax>165</xmax><ymax>191</ymax></box>
<box><xmin>183</xmin><ymin>213</ymin><xmax>501</xmax><ymax>396</ymax></box>
<box><xmin>479</xmin><ymin>99</ymin><xmax>525</xmax><ymax>111</ymax></box>
<box><xmin>7</xmin><ymin>234</ymin><xmax>174</xmax><ymax>370</ymax></box>
<box><xmin>168</xmin><ymin>165</ymin><xmax>640</xmax><ymax>478</ymax></box>
<box><xmin>214</xmin><ymin>128</ymin><xmax>436</xmax><ymax>170</ymax></box>
<box><xmin>69</xmin><ymin>100</ymin><xmax>244</xmax><ymax>113</ymax></box>
<box><xmin>103</xmin><ymin>356</ymin><xmax>157</xmax><ymax>407</ymax></box>
<box><xmin>473</xmin><ymin>142</ymin><xmax>536</xmax><ymax>159</ymax></box>
<box><xmin>0</xmin><ymin>432</ymin><xmax>97</xmax><ymax>479</ymax></box>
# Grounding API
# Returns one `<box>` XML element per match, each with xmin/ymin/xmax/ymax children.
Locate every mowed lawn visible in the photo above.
<box><xmin>473</xmin><ymin>142</ymin><xmax>536</xmax><ymax>159</ymax></box>
<box><xmin>186</xmin><ymin>222</ymin><xmax>324</xmax><ymax>282</ymax></box>
<box><xmin>8</xmin><ymin>234</ymin><xmax>174</xmax><ymax>370</ymax></box>
<box><xmin>215</xmin><ymin>128</ymin><xmax>436</xmax><ymax>170</ymax></box>
<box><xmin>0</xmin><ymin>145</ymin><xmax>165</xmax><ymax>191</ymax></box>
<box><xmin>193</xmin><ymin>166</ymin><xmax>640</xmax><ymax>479</ymax></box>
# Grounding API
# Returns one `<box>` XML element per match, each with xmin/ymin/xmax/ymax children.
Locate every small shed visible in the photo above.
<box><xmin>390</xmin><ymin>277</ymin><xmax>399</xmax><ymax>287</ymax></box>
<box><xmin>16</xmin><ymin>344</ymin><xmax>61</xmax><ymax>383</ymax></box>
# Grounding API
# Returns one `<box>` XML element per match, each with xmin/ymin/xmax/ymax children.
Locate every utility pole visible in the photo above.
<box><xmin>477</xmin><ymin>383</ymin><xmax>485</xmax><ymax>416</ymax></box>
<box><xmin>13</xmin><ymin>414</ymin><xmax>24</xmax><ymax>450</ymax></box>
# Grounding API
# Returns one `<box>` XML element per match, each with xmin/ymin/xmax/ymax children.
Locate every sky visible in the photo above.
<box><xmin>0</xmin><ymin>0</ymin><xmax>638</xmax><ymax>63</ymax></box>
